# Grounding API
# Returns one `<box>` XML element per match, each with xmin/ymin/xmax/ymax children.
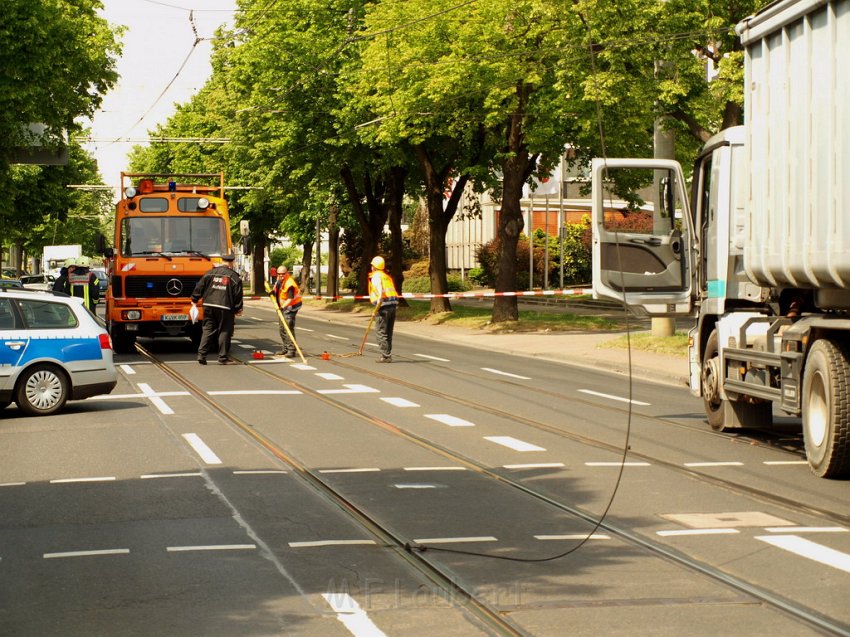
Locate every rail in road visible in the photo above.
<box><xmin>133</xmin><ymin>336</ymin><xmax>850</xmax><ymax>637</ymax></box>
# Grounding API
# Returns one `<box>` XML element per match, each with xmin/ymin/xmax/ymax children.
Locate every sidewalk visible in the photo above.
<box><xmin>288</xmin><ymin>298</ymin><xmax>690</xmax><ymax>388</ymax></box>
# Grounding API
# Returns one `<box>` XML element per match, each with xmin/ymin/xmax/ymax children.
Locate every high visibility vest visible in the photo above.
<box><xmin>369</xmin><ymin>270</ymin><xmax>399</xmax><ymax>306</ymax></box>
<box><xmin>276</xmin><ymin>275</ymin><xmax>302</xmax><ymax>311</ymax></box>
<box><xmin>68</xmin><ymin>271</ymin><xmax>92</xmax><ymax>308</ymax></box>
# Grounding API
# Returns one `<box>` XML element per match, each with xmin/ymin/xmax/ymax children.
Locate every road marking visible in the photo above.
<box><xmin>140</xmin><ymin>472</ymin><xmax>202</xmax><ymax>479</ymax></box>
<box><xmin>207</xmin><ymin>389</ymin><xmax>302</xmax><ymax>395</ymax></box>
<box><xmin>415</xmin><ymin>353</ymin><xmax>450</xmax><ymax>362</ymax></box>
<box><xmin>291</xmin><ymin>540</ymin><xmax>377</xmax><ymax>548</ymax></box>
<box><xmin>316</xmin><ymin>373</ymin><xmax>344</xmax><ymax>380</ymax></box>
<box><xmin>236</xmin><ymin>343</ymin><xmax>254</xmax><ymax>350</ymax></box>
<box><xmin>167</xmin><ymin>544</ymin><xmax>256</xmax><ymax>552</ymax></box>
<box><xmin>323</xmin><ymin>593</ymin><xmax>388</xmax><ymax>637</ymax></box>
<box><xmin>1</xmin><ymin>482</ymin><xmax>26</xmax><ymax>487</ymax></box>
<box><xmin>585</xmin><ymin>461</ymin><xmax>651</xmax><ymax>467</ymax></box>
<box><xmin>318</xmin><ymin>384</ymin><xmax>380</xmax><ymax>394</ymax></box>
<box><xmin>662</xmin><ymin>511</ymin><xmax>791</xmax><ymax>528</ymax></box>
<box><xmin>182</xmin><ymin>433</ymin><xmax>222</xmax><ymax>465</ymax></box>
<box><xmin>504</xmin><ymin>462</ymin><xmax>565</xmax><ymax>469</ymax></box>
<box><xmin>319</xmin><ymin>468</ymin><xmax>381</xmax><ymax>474</ymax></box>
<box><xmin>484</xmin><ymin>436</ymin><xmax>545</xmax><ymax>452</ymax></box>
<box><xmin>764</xmin><ymin>527</ymin><xmax>848</xmax><ymax>534</ymax></box>
<box><xmin>119</xmin><ymin>364</ymin><xmax>136</xmax><ymax>375</ymax></box>
<box><xmin>44</xmin><ymin>549</ymin><xmax>129</xmax><ymax>559</ymax></box>
<box><xmin>535</xmin><ymin>534</ymin><xmax>611</xmax><ymax>541</ymax></box>
<box><xmin>296</xmin><ymin>326</ymin><xmax>314</xmax><ymax>332</ymax></box>
<box><xmin>684</xmin><ymin>461</ymin><xmax>744</xmax><ymax>467</ymax></box>
<box><xmin>482</xmin><ymin>367</ymin><xmax>531</xmax><ymax>380</ymax></box>
<box><xmin>50</xmin><ymin>477</ymin><xmax>116</xmax><ymax>484</ymax></box>
<box><xmin>91</xmin><ymin>390</ymin><xmax>189</xmax><ymax>400</ymax></box>
<box><xmin>657</xmin><ymin>529</ymin><xmax>740</xmax><ymax>537</ymax></box>
<box><xmin>755</xmin><ymin>535</ymin><xmax>850</xmax><ymax>573</ymax></box>
<box><xmin>394</xmin><ymin>484</ymin><xmax>437</xmax><ymax>489</ymax></box>
<box><xmin>138</xmin><ymin>382</ymin><xmax>175</xmax><ymax>415</ymax></box>
<box><xmin>403</xmin><ymin>466</ymin><xmax>465</xmax><ymax>471</ymax></box>
<box><xmin>413</xmin><ymin>536</ymin><xmax>497</xmax><ymax>544</ymax></box>
<box><xmin>326</xmin><ymin>333</ymin><xmax>349</xmax><ymax>340</ymax></box>
<box><xmin>424</xmin><ymin>414</ymin><xmax>475</xmax><ymax>427</ymax></box>
<box><xmin>381</xmin><ymin>397</ymin><xmax>419</xmax><ymax>407</ymax></box>
<box><xmin>578</xmin><ymin>389</ymin><xmax>650</xmax><ymax>406</ymax></box>
<box><xmin>292</xmin><ymin>363</ymin><xmax>317</xmax><ymax>370</ymax></box>
<box><xmin>233</xmin><ymin>470</ymin><xmax>288</xmax><ymax>475</ymax></box>
<box><xmin>763</xmin><ymin>460</ymin><xmax>808</xmax><ymax>465</ymax></box>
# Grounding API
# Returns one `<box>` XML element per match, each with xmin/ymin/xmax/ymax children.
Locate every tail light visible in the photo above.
<box><xmin>99</xmin><ymin>333</ymin><xmax>113</xmax><ymax>350</ymax></box>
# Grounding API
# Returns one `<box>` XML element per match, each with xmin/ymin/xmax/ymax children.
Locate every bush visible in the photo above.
<box><xmin>468</xmin><ymin>267</ymin><xmax>488</xmax><ymax>286</ymax></box>
<box><xmin>402</xmin><ymin>275</ymin><xmax>472</xmax><ymax>294</ymax></box>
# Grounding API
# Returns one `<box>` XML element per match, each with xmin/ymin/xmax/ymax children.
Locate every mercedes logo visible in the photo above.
<box><xmin>165</xmin><ymin>278</ymin><xmax>183</xmax><ymax>296</ymax></box>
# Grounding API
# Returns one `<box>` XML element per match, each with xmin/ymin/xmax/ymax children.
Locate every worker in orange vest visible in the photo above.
<box><xmin>273</xmin><ymin>265</ymin><xmax>302</xmax><ymax>357</ymax></box>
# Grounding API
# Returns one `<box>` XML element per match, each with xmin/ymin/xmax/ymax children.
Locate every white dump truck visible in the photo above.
<box><xmin>42</xmin><ymin>244</ymin><xmax>82</xmax><ymax>278</ymax></box>
<box><xmin>591</xmin><ymin>0</ymin><xmax>849</xmax><ymax>478</ymax></box>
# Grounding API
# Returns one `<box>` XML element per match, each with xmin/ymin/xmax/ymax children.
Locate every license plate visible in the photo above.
<box><xmin>162</xmin><ymin>313</ymin><xmax>189</xmax><ymax>321</ymax></box>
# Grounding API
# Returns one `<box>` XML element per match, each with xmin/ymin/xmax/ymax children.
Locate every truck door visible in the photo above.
<box><xmin>591</xmin><ymin>158</ymin><xmax>696</xmax><ymax>317</ymax></box>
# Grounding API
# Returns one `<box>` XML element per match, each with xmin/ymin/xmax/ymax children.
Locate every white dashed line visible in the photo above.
<box><xmin>504</xmin><ymin>463</ymin><xmax>565</xmax><ymax>469</ymax></box>
<box><xmin>119</xmin><ymin>364</ymin><xmax>136</xmax><ymax>374</ymax></box>
<box><xmin>316</xmin><ymin>373</ymin><xmax>344</xmax><ymax>380</ymax></box>
<box><xmin>656</xmin><ymin>529</ymin><xmax>740</xmax><ymax>537</ymax></box>
<box><xmin>91</xmin><ymin>391</ymin><xmax>190</xmax><ymax>400</ymax></box>
<box><xmin>683</xmin><ymin>462</ymin><xmax>744</xmax><ymax>467</ymax></box>
<box><xmin>763</xmin><ymin>460</ymin><xmax>808</xmax><ymax>465</ymax></box>
<box><xmin>296</xmin><ymin>326</ymin><xmax>314</xmax><ymax>332</ymax></box>
<box><xmin>140</xmin><ymin>473</ymin><xmax>202</xmax><ymax>479</ymax></box>
<box><xmin>578</xmin><ymin>389</ymin><xmax>650</xmax><ymax>406</ymax></box>
<box><xmin>755</xmin><ymin>535</ymin><xmax>850</xmax><ymax>573</ymax></box>
<box><xmin>233</xmin><ymin>470</ymin><xmax>288</xmax><ymax>475</ymax></box>
<box><xmin>381</xmin><ymin>397</ymin><xmax>420</xmax><ymax>407</ymax></box>
<box><xmin>764</xmin><ymin>527</ymin><xmax>848</xmax><ymax>534</ymax></box>
<box><xmin>394</xmin><ymin>484</ymin><xmax>437</xmax><ymax>489</ymax></box>
<box><xmin>413</xmin><ymin>536</ymin><xmax>498</xmax><ymax>544</ymax></box>
<box><xmin>292</xmin><ymin>363</ymin><xmax>317</xmax><ymax>371</ymax></box>
<box><xmin>424</xmin><ymin>414</ymin><xmax>475</xmax><ymax>427</ymax></box>
<box><xmin>484</xmin><ymin>436</ymin><xmax>545</xmax><ymax>452</ymax></box>
<box><xmin>138</xmin><ymin>382</ymin><xmax>175</xmax><ymax>414</ymax></box>
<box><xmin>50</xmin><ymin>477</ymin><xmax>116</xmax><ymax>484</ymax></box>
<box><xmin>535</xmin><ymin>534</ymin><xmax>611</xmax><ymax>541</ymax></box>
<box><xmin>326</xmin><ymin>334</ymin><xmax>349</xmax><ymax>340</ymax></box>
<box><xmin>319</xmin><ymin>468</ymin><xmax>381</xmax><ymax>474</ymax></box>
<box><xmin>585</xmin><ymin>461</ymin><xmax>651</xmax><ymax>467</ymax></box>
<box><xmin>318</xmin><ymin>384</ymin><xmax>380</xmax><ymax>394</ymax></box>
<box><xmin>481</xmin><ymin>367</ymin><xmax>531</xmax><ymax>380</ymax></box>
<box><xmin>182</xmin><ymin>433</ymin><xmax>222</xmax><ymax>465</ymax></box>
<box><xmin>1</xmin><ymin>482</ymin><xmax>26</xmax><ymax>487</ymax></box>
<box><xmin>167</xmin><ymin>544</ymin><xmax>256</xmax><ymax>552</ymax></box>
<box><xmin>44</xmin><ymin>549</ymin><xmax>129</xmax><ymax>559</ymax></box>
<box><xmin>414</xmin><ymin>353</ymin><xmax>450</xmax><ymax>362</ymax></box>
<box><xmin>403</xmin><ymin>466</ymin><xmax>465</xmax><ymax>472</ymax></box>
<box><xmin>323</xmin><ymin>593</ymin><xmax>388</xmax><ymax>637</ymax></box>
<box><xmin>291</xmin><ymin>540</ymin><xmax>376</xmax><ymax>548</ymax></box>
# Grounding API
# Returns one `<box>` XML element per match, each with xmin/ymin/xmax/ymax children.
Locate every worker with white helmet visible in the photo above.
<box><xmin>52</xmin><ymin>256</ymin><xmax>100</xmax><ymax>312</ymax></box>
<box><xmin>368</xmin><ymin>255</ymin><xmax>399</xmax><ymax>363</ymax></box>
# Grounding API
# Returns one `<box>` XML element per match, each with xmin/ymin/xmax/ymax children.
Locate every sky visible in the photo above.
<box><xmin>83</xmin><ymin>0</ymin><xmax>236</xmax><ymax>192</ymax></box>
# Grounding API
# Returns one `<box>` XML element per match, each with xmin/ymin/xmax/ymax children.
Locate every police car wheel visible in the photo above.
<box><xmin>15</xmin><ymin>365</ymin><xmax>69</xmax><ymax>416</ymax></box>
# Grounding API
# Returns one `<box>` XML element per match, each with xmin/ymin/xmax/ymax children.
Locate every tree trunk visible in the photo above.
<box><xmin>327</xmin><ymin>204</ymin><xmax>340</xmax><ymax>299</ymax></box>
<box><xmin>387</xmin><ymin>167</ymin><xmax>408</xmax><ymax>306</ymax></box>
<box><xmin>300</xmin><ymin>242</ymin><xmax>313</xmax><ymax>293</ymax></box>
<box><xmin>251</xmin><ymin>234</ymin><xmax>267</xmax><ymax>296</ymax></box>
<box><xmin>340</xmin><ymin>166</ymin><xmax>388</xmax><ymax>299</ymax></box>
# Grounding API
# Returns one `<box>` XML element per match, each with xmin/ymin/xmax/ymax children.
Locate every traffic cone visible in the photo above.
<box><xmin>252</xmin><ymin>350</ymin><xmax>265</xmax><ymax>360</ymax></box>
<box><xmin>322</xmin><ymin>351</ymin><xmax>330</xmax><ymax>360</ymax></box>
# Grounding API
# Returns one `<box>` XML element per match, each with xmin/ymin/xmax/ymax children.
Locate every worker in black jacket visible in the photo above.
<box><xmin>191</xmin><ymin>254</ymin><xmax>244</xmax><ymax>365</ymax></box>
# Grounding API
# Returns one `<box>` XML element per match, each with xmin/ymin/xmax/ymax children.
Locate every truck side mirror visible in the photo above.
<box><xmin>241</xmin><ymin>235</ymin><xmax>252</xmax><ymax>256</ymax></box>
<box><xmin>95</xmin><ymin>233</ymin><xmax>108</xmax><ymax>255</ymax></box>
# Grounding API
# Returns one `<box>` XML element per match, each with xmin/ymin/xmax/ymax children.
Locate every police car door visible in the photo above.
<box><xmin>0</xmin><ymin>297</ymin><xmax>28</xmax><ymax>393</ymax></box>
<box><xmin>591</xmin><ymin>158</ymin><xmax>696</xmax><ymax>317</ymax></box>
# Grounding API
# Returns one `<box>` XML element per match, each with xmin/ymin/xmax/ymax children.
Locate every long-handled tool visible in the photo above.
<box><xmin>264</xmin><ymin>281</ymin><xmax>307</xmax><ymax>364</ymax></box>
<box><xmin>358</xmin><ymin>302</ymin><xmax>380</xmax><ymax>355</ymax></box>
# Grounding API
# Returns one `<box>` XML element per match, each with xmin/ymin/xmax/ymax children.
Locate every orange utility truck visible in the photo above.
<box><xmin>99</xmin><ymin>173</ymin><xmax>232</xmax><ymax>353</ymax></box>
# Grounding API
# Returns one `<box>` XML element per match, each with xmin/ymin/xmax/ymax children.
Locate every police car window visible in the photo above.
<box><xmin>0</xmin><ymin>298</ymin><xmax>19</xmax><ymax>329</ymax></box>
<box><xmin>17</xmin><ymin>299</ymin><xmax>78</xmax><ymax>329</ymax></box>
<box><xmin>139</xmin><ymin>197</ymin><xmax>169</xmax><ymax>212</ymax></box>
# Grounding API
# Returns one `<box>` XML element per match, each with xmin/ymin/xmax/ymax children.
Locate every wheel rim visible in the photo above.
<box><xmin>24</xmin><ymin>370</ymin><xmax>63</xmax><ymax>410</ymax></box>
<box><xmin>703</xmin><ymin>356</ymin><xmax>721</xmax><ymax>406</ymax></box>
<box><xmin>807</xmin><ymin>370</ymin><xmax>828</xmax><ymax>448</ymax></box>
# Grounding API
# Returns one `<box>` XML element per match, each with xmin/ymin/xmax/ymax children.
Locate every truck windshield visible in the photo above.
<box><xmin>120</xmin><ymin>217</ymin><xmax>228</xmax><ymax>256</ymax></box>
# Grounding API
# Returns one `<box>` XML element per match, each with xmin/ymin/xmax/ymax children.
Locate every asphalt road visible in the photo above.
<box><xmin>1</xmin><ymin>302</ymin><xmax>848</xmax><ymax>636</ymax></box>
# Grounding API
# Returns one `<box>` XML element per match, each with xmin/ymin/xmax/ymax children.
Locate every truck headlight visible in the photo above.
<box><xmin>123</xmin><ymin>310</ymin><xmax>142</xmax><ymax>320</ymax></box>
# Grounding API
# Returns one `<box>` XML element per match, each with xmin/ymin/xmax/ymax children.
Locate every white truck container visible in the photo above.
<box><xmin>591</xmin><ymin>0</ymin><xmax>850</xmax><ymax>478</ymax></box>
<box><xmin>42</xmin><ymin>244</ymin><xmax>82</xmax><ymax>278</ymax></box>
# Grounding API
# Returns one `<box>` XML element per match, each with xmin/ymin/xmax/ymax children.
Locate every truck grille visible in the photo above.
<box><xmin>123</xmin><ymin>275</ymin><xmax>201</xmax><ymax>298</ymax></box>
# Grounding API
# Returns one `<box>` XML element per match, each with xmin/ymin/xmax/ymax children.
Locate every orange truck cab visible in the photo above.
<box><xmin>99</xmin><ymin>173</ymin><xmax>232</xmax><ymax>353</ymax></box>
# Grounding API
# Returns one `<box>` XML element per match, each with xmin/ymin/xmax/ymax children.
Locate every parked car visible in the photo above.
<box><xmin>0</xmin><ymin>288</ymin><xmax>117</xmax><ymax>416</ymax></box>
<box><xmin>20</xmin><ymin>273</ymin><xmax>55</xmax><ymax>291</ymax></box>
<box><xmin>91</xmin><ymin>269</ymin><xmax>108</xmax><ymax>296</ymax></box>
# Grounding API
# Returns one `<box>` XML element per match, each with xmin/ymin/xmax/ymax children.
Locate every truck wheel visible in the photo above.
<box><xmin>702</xmin><ymin>330</ymin><xmax>726</xmax><ymax>430</ymax></box>
<box><xmin>110</xmin><ymin>324</ymin><xmax>137</xmax><ymax>354</ymax></box>
<box><xmin>15</xmin><ymin>364</ymin><xmax>69</xmax><ymax>416</ymax></box>
<box><xmin>802</xmin><ymin>339</ymin><xmax>850</xmax><ymax>478</ymax></box>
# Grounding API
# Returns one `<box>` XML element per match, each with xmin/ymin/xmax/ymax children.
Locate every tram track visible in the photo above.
<box><xmin>135</xmin><ymin>343</ymin><xmax>850</xmax><ymax>636</ymax></box>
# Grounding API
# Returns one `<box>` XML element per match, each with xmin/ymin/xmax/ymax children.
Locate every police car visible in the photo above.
<box><xmin>0</xmin><ymin>288</ymin><xmax>117</xmax><ymax>416</ymax></box>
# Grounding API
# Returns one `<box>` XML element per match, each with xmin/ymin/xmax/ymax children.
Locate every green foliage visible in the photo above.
<box><xmin>270</xmin><ymin>246</ymin><xmax>302</xmax><ymax>270</ymax></box>
<box><xmin>468</xmin><ymin>267</ymin><xmax>488</xmax><ymax>287</ymax></box>
<box><xmin>403</xmin><ymin>275</ymin><xmax>471</xmax><ymax>294</ymax></box>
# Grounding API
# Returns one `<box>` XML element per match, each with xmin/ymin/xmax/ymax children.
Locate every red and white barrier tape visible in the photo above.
<box><xmin>246</xmin><ymin>288</ymin><xmax>592</xmax><ymax>302</ymax></box>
